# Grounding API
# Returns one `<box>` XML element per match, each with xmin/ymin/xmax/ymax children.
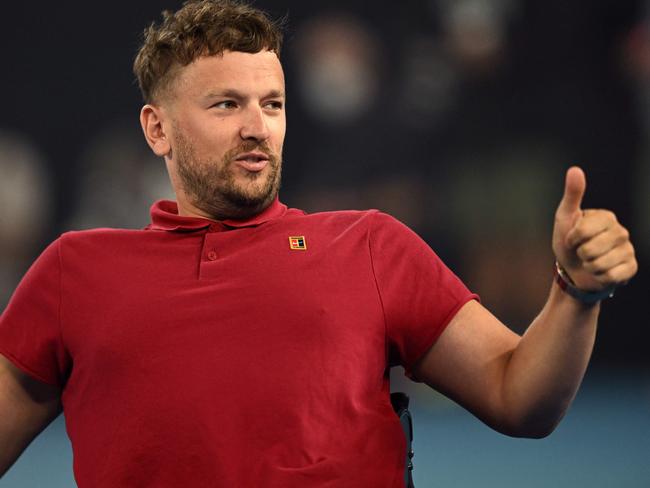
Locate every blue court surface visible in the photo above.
<box><xmin>1</xmin><ymin>369</ymin><xmax>648</xmax><ymax>487</ymax></box>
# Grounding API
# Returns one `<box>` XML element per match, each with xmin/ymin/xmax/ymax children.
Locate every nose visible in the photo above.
<box><xmin>239</xmin><ymin>106</ymin><xmax>270</xmax><ymax>142</ymax></box>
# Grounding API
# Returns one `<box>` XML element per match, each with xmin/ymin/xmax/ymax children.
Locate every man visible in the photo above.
<box><xmin>0</xmin><ymin>1</ymin><xmax>638</xmax><ymax>486</ymax></box>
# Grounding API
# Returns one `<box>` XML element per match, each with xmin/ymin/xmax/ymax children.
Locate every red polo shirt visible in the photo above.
<box><xmin>0</xmin><ymin>199</ymin><xmax>476</xmax><ymax>487</ymax></box>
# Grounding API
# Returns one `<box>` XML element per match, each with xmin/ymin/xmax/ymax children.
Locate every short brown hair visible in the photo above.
<box><xmin>133</xmin><ymin>0</ymin><xmax>284</xmax><ymax>103</ymax></box>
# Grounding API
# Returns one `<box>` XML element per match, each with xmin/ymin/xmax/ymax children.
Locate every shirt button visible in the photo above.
<box><xmin>207</xmin><ymin>250</ymin><xmax>218</xmax><ymax>261</ymax></box>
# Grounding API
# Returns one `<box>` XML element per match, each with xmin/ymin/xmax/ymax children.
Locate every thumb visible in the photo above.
<box><xmin>557</xmin><ymin>166</ymin><xmax>586</xmax><ymax>216</ymax></box>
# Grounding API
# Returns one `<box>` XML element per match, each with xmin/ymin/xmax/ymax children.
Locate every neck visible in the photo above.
<box><xmin>174</xmin><ymin>191</ymin><xmax>274</xmax><ymax>222</ymax></box>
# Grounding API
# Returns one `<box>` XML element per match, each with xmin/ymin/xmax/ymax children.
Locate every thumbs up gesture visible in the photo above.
<box><xmin>552</xmin><ymin>167</ymin><xmax>637</xmax><ymax>293</ymax></box>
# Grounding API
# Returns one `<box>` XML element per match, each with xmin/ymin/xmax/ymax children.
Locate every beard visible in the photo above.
<box><xmin>172</xmin><ymin>129</ymin><xmax>282</xmax><ymax>221</ymax></box>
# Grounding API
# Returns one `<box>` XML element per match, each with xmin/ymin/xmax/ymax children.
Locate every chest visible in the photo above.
<box><xmin>60</xmin><ymin>225</ymin><xmax>387</xmax><ymax>395</ymax></box>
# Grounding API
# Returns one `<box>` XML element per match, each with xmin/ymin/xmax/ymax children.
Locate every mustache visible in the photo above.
<box><xmin>224</xmin><ymin>141</ymin><xmax>279</xmax><ymax>163</ymax></box>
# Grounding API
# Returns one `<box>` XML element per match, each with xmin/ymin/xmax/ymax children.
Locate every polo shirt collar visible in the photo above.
<box><xmin>148</xmin><ymin>197</ymin><xmax>288</xmax><ymax>231</ymax></box>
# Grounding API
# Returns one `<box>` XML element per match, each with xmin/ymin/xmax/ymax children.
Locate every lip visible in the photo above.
<box><xmin>234</xmin><ymin>152</ymin><xmax>270</xmax><ymax>172</ymax></box>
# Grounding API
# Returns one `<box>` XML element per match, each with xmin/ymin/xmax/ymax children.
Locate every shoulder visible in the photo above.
<box><xmin>281</xmin><ymin>207</ymin><xmax>387</xmax><ymax>239</ymax></box>
<box><xmin>282</xmin><ymin>207</ymin><xmax>418</xmax><ymax>241</ymax></box>
<box><xmin>55</xmin><ymin>227</ymin><xmax>156</xmax><ymax>259</ymax></box>
<box><xmin>284</xmin><ymin>207</ymin><xmax>389</xmax><ymax>229</ymax></box>
<box><xmin>59</xmin><ymin>227</ymin><xmax>151</xmax><ymax>243</ymax></box>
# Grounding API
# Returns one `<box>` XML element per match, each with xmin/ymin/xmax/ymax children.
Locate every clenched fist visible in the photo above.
<box><xmin>552</xmin><ymin>166</ymin><xmax>637</xmax><ymax>293</ymax></box>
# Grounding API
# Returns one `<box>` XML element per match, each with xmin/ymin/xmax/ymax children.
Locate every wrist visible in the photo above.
<box><xmin>554</xmin><ymin>261</ymin><xmax>616</xmax><ymax>305</ymax></box>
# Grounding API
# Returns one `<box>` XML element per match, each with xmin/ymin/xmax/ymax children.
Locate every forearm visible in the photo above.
<box><xmin>0</xmin><ymin>406</ymin><xmax>40</xmax><ymax>478</ymax></box>
<box><xmin>501</xmin><ymin>282</ymin><xmax>600</xmax><ymax>437</ymax></box>
<box><xmin>0</xmin><ymin>356</ymin><xmax>61</xmax><ymax>477</ymax></box>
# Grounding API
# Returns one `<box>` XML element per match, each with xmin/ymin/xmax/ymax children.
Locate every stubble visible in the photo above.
<box><xmin>173</xmin><ymin>128</ymin><xmax>282</xmax><ymax>220</ymax></box>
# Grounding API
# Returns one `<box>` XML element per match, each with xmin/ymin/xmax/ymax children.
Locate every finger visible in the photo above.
<box><xmin>576</xmin><ymin>224</ymin><xmax>630</xmax><ymax>262</ymax></box>
<box><xmin>566</xmin><ymin>209</ymin><xmax>617</xmax><ymax>248</ymax></box>
<box><xmin>557</xmin><ymin>166</ymin><xmax>586</xmax><ymax>216</ymax></box>
<box><xmin>589</xmin><ymin>257</ymin><xmax>638</xmax><ymax>287</ymax></box>
<box><xmin>582</xmin><ymin>241</ymin><xmax>636</xmax><ymax>277</ymax></box>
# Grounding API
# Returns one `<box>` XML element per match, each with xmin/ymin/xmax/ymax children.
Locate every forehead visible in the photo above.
<box><xmin>172</xmin><ymin>50</ymin><xmax>285</xmax><ymax>99</ymax></box>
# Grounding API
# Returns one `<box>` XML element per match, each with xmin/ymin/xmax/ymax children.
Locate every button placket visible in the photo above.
<box><xmin>198</xmin><ymin>227</ymin><xmax>234</xmax><ymax>280</ymax></box>
<box><xmin>202</xmin><ymin>224</ymin><xmax>225</xmax><ymax>263</ymax></box>
<box><xmin>200</xmin><ymin>232</ymin><xmax>221</xmax><ymax>271</ymax></box>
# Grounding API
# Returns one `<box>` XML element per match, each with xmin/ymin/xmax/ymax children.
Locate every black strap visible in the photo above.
<box><xmin>391</xmin><ymin>392</ymin><xmax>415</xmax><ymax>488</ymax></box>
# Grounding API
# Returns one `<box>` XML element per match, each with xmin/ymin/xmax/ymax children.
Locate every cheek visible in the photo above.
<box><xmin>191</xmin><ymin>123</ymin><xmax>236</xmax><ymax>156</ymax></box>
<box><xmin>271</xmin><ymin>118</ymin><xmax>287</xmax><ymax>149</ymax></box>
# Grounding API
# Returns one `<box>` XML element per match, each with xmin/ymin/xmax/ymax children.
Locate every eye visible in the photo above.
<box><xmin>264</xmin><ymin>100</ymin><xmax>284</xmax><ymax>111</ymax></box>
<box><xmin>212</xmin><ymin>100</ymin><xmax>238</xmax><ymax>110</ymax></box>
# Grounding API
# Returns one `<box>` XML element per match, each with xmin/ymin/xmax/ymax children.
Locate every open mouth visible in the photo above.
<box><xmin>235</xmin><ymin>152</ymin><xmax>270</xmax><ymax>172</ymax></box>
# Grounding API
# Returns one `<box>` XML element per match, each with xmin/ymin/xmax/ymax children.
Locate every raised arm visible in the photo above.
<box><xmin>0</xmin><ymin>354</ymin><xmax>61</xmax><ymax>477</ymax></box>
<box><xmin>413</xmin><ymin>167</ymin><xmax>637</xmax><ymax>438</ymax></box>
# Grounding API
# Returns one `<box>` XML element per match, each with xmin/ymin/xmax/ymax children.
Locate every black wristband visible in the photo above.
<box><xmin>554</xmin><ymin>261</ymin><xmax>616</xmax><ymax>305</ymax></box>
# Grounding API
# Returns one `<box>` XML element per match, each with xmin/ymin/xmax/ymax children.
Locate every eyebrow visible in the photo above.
<box><xmin>202</xmin><ymin>89</ymin><xmax>285</xmax><ymax>101</ymax></box>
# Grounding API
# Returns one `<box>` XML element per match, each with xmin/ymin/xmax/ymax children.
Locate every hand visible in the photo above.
<box><xmin>552</xmin><ymin>166</ymin><xmax>637</xmax><ymax>292</ymax></box>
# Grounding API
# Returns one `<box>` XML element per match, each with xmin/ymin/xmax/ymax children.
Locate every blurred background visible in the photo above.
<box><xmin>0</xmin><ymin>0</ymin><xmax>648</xmax><ymax>486</ymax></box>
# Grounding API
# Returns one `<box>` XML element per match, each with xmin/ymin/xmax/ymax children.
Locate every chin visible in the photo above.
<box><xmin>209</xmin><ymin>188</ymin><xmax>277</xmax><ymax>220</ymax></box>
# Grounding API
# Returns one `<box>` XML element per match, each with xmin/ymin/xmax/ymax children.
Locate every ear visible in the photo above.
<box><xmin>140</xmin><ymin>104</ymin><xmax>171</xmax><ymax>157</ymax></box>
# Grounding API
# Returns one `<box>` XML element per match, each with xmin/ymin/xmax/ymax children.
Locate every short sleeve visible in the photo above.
<box><xmin>369</xmin><ymin>212</ymin><xmax>478</xmax><ymax>376</ymax></box>
<box><xmin>0</xmin><ymin>239</ymin><xmax>69</xmax><ymax>386</ymax></box>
